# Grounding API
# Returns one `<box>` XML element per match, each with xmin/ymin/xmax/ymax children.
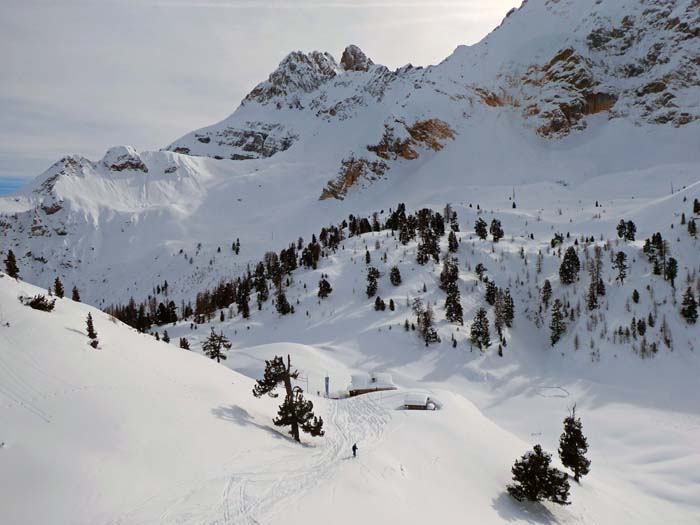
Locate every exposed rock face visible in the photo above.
<box><xmin>321</xmin><ymin>119</ymin><xmax>455</xmax><ymax>200</ymax></box>
<box><xmin>319</xmin><ymin>156</ymin><xmax>388</xmax><ymax>201</ymax></box>
<box><xmin>367</xmin><ymin>119</ymin><xmax>455</xmax><ymax>161</ymax></box>
<box><xmin>340</xmin><ymin>45</ymin><xmax>374</xmax><ymax>72</ymax></box>
<box><xmin>518</xmin><ymin>47</ymin><xmax>618</xmax><ymax>137</ymax></box>
<box><xmin>244</xmin><ymin>51</ymin><xmax>340</xmax><ymax>108</ymax></box>
<box><xmin>102</xmin><ymin>146</ymin><xmax>149</xmax><ymax>173</ymax></box>
<box><xmin>582</xmin><ymin>0</ymin><xmax>700</xmax><ymax>128</ymax></box>
<box><xmin>169</xmin><ymin>122</ymin><xmax>299</xmax><ymax>161</ymax></box>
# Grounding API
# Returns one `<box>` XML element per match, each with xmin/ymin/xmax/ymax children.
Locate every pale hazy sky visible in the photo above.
<box><xmin>0</xmin><ymin>0</ymin><xmax>519</xmax><ymax>185</ymax></box>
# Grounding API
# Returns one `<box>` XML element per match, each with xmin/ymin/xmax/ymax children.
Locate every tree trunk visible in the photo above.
<box><xmin>284</xmin><ymin>354</ymin><xmax>300</xmax><ymax>442</ymax></box>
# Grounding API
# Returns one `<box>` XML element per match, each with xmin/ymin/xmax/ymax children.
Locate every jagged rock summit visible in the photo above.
<box><xmin>340</xmin><ymin>44</ymin><xmax>374</xmax><ymax>72</ymax></box>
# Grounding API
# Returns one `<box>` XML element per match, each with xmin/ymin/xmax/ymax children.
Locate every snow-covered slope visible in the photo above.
<box><xmin>2</xmin><ymin>272</ymin><xmax>699</xmax><ymax>524</ymax></box>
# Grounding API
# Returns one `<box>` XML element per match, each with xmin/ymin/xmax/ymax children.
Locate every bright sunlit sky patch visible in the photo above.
<box><xmin>0</xmin><ymin>0</ymin><xmax>518</xmax><ymax>189</ymax></box>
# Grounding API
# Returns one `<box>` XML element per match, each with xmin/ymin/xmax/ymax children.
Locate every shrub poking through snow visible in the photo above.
<box><xmin>21</xmin><ymin>294</ymin><xmax>56</xmax><ymax>312</ymax></box>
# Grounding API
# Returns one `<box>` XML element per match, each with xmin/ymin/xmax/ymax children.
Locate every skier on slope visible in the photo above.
<box><xmin>352</xmin><ymin>443</ymin><xmax>358</xmax><ymax>458</ymax></box>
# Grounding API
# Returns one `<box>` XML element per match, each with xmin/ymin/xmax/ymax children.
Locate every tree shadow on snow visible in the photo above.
<box><xmin>491</xmin><ymin>492</ymin><xmax>558</xmax><ymax>524</ymax></box>
<box><xmin>211</xmin><ymin>405</ymin><xmax>313</xmax><ymax>448</ymax></box>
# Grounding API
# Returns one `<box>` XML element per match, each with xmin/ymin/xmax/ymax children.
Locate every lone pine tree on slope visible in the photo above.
<box><xmin>53</xmin><ymin>277</ymin><xmax>65</xmax><ymax>298</ymax></box>
<box><xmin>470</xmin><ymin>307</ymin><xmax>490</xmax><ymax>350</ymax></box>
<box><xmin>389</xmin><ymin>266</ymin><xmax>402</xmax><ymax>286</ymax></box>
<box><xmin>558</xmin><ymin>405</ymin><xmax>591</xmax><ymax>483</ymax></box>
<box><xmin>317</xmin><ymin>277</ymin><xmax>332</xmax><ymax>298</ymax></box>
<box><xmin>202</xmin><ymin>329</ymin><xmax>231</xmax><ymax>363</ymax></box>
<box><xmin>4</xmin><ymin>249</ymin><xmax>19</xmax><ymax>278</ymax></box>
<box><xmin>474</xmin><ymin>217</ymin><xmax>488</xmax><ymax>240</ymax></box>
<box><xmin>550</xmin><ymin>299</ymin><xmax>566</xmax><ymax>346</ymax></box>
<box><xmin>252</xmin><ymin>355</ymin><xmax>324</xmax><ymax>443</ymax></box>
<box><xmin>86</xmin><ymin>313</ymin><xmax>98</xmax><ymax>349</ymax></box>
<box><xmin>507</xmin><ymin>444</ymin><xmax>570</xmax><ymax>505</ymax></box>
<box><xmin>559</xmin><ymin>247</ymin><xmax>580</xmax><ymax>285</ymax></box>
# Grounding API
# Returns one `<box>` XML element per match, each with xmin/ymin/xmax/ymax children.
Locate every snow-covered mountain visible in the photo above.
<box><xmin>2</xmin><ymin>1</ymin><xmax>700</xmax><ymax>522</ymax></box>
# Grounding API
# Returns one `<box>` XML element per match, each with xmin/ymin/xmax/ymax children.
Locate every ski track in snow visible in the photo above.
<box><xmin>219</xmin><ymin>395</ymin><xmax>390</xmax><ymax>524</ymax></box>
<box><xmin>111</xmin><ymin>395</ymin><xmax>390</xmax><ymax>525</ymax></box>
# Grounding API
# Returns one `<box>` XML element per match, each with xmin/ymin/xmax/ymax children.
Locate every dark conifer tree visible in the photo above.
<box><xmin>412</xmin><ymin>298</ymin><xmax>439</xmax><ymax>345</ymax></box>
<box><xmin>694</xmin><ymin>198</ymin><xmax>700</xmax><ymax>215</ymax></box>
<box><xmin>475</xmin><ymin>263</ymin><xmax>487</xmax><ymax>281</ymax></box>
<box><xmin>275</xmin><ymin>283</ymin><xmax>292</xmax><ymax>315</ymax></box>
<box><xmin>681</xmin><ymin>287</ymin><xmax>698</xmax><ymax>324</ymax></box>
<box><xmin>470</xmin><ymin>308</ymin><xmax>490</xmax><ymax>350</ymax></box>
<box><xmin>559</xmin><ymin>247</ymin><xmax>580</xmax><ymax>285</ymax></box>
<box><xmin>632</xmin><ymin>289</ymin><xmax>640</xmax><ymax>304</ymax></box>
<box><xmin>439</xmin><ymin>256</ymin><xmax>459</xmax><ymax>291</ymax></box>
<box><xmin>445</xmin><ymin>282</ymin><xmax>463</xmax><ymax>325</ymax></box>
<box><xmin>252</xmin><ymin>355</ymin><xmax>324</xmax><ymax>443</ymax></box>
<box><xmin>637</xmin><ymin>318</ymin><xmax>646</xmax><ymax>336</ymax></box>
<box><xmin>558</xmin><ymin>406</ymin><xmax>591</xmax><ymax>483</ymax></box>
<box><xmin>236</xmin><ymin>279</ymin><xmax>251</xmax><ymax>319</ymax></box>
<box><xmin>587</xmin><ymin>281</ymin><xmax>598</xmax><ymax>310</ymax></box>
<box><xmin>485</xmin><ymin>280</ymin><xmax>497</xmax><ymax>305</ymax></box>
<box><xmin>416</xmin><ymin>230</ymin><xmax>439</xmax><ymax>264</ymax></box>
<box><xmin>4</xmin><ymin>249</ymin><xmax>19</xmax><ymax>278</ymax></box>
<box><xmin>550</xmin><ymin>299</ymin><xmax>566</xmax><ymax>346</ymax></box>
<box><xmin>366</xmin><ymin>267</ymin><xmax>379</xmax><ymax>298</ymax></box>
<box><xmin>596</xmin><ymin>278</ymin><xmax>606</xmax><ymax>297</ymax></box>
<box><xmin>613</xmin><ymin>251</ymin><xmax>627</xmax><ymax>285</ymax></box>
<box><xmin>490</xmin><ymin>219</ymin><xmax>504</xmax><ymax>242</ymax></box>
<box><xmin>179</xmin><ymin>337</ymin><xmax>190</xmax><ymax>350</ymax></box>
<box><xmin>72</xmin><ymin>286</ymin><xmax>81</xmax><ymax>302</ymax></box>
<box><xmin>502</xmin><ymin>288</ymin><xmax>514</xmax><ymax>328</ymax></box>
<box><xmin>494</xmin><ymin>290</ymin><xmax>505</xmax><ymax>337</ymax></box>
<box><xmin>542</xmin><ymin>279</ymin><xmax>552</xmax><ymax>308</ymax></box>
<box><xmin>616</xmin><ymin>219</ymin><xmax>627</xmax><ymax>240</ymax></box>
<box><xmin>665</xmin><ymin>257</ymin><xmax>678</xmax><ymax>288</ymax></box>
<box><xmin>474</xmin><ymin>218</ymin><xmax>488</xmax><ymax>240</ymax></box>
<box><xmin>688</xmin><ymin>219</ymin><xmax>697</xmax><ymax>238</ymax></box>
<box><xmin>625</xmin><ymin>220</ymin><xmax>636</xmax><ymax>241</ymax></box>
<box><xmin>86</xmin><ymin>313</ymin><xmax>98</xmax><ymax>348</ymax></box>
<box><xmin>202</xmin><ymin>329</ymin><xmax>231</xmax><ymax>363</ymax></box>
<box><xmin>447</xmin><ymin>230</ymin><xmax>459</xmax><ymax>253</ymax></box>
<box><xmin>53</xmin><ymin>277</ymin><xmax>64</xmax><ymax>298</ymax></box>
<box><xmin>365</xmin><ymin>249</ymin><xmax>371</xmax><ymax>265</ymax></box>
<box><xmin>389</xmin><ymin>266</ymin><xmax>402</xmax><ymax>286</ymax></box>
<box><xmin>254</xmin><ymin>262</ymin><xmax>269</xmax><ymax>304</ymax></box>
<box><xmin>318</xmin><ymin>278</ymin><xmax>332</xmax><ymax>299</ymax></box>
<box><xmin>162</xmin><ymin>330</ymin><xmax>170</xmax><ymax>343</ymax></box>
<box><xmin>507</xmin><ymin>445</ymin><xmax>570</xmax><ymax>505</ymax></box>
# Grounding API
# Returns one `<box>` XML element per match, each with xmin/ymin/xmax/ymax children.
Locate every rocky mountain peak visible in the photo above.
<box><xmin>102</xmin><ymin>146</ymin><xmax>148</xmax><ymax>173</ymax></box>
<box><xmin>244</xmin><ymin>50</ymin><xmax>340</xmax><ymax>107</ymax></box>
<box><xmin>340</xmin><ymin>45</ymin><xmax>374</xmax><ymax>72</ymax></box>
